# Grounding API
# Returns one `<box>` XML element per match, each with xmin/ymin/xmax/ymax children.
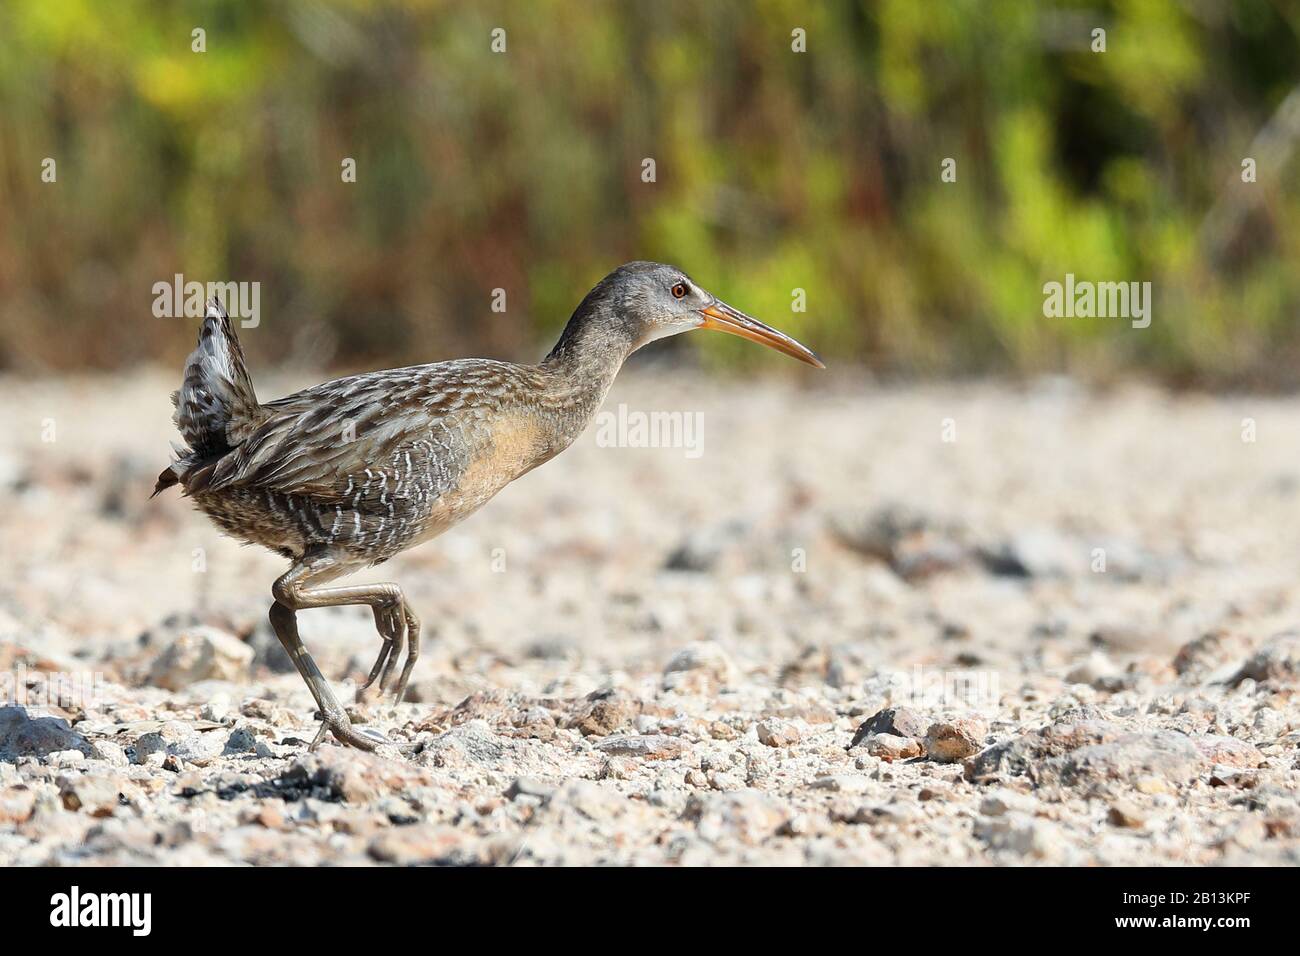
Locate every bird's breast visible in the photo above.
<box><xmin>414</xmin><ymin>410</ymin><xmax>557</xmax><ymax>540</ymax></box>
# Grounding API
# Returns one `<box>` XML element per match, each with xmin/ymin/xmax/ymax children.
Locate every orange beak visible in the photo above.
<box><xmin>699</xmin><ymin>302</ymin><xmax>825</xmax><ymax>369</ymax></box>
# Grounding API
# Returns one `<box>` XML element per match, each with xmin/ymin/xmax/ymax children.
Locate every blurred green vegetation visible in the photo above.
<box><xmin>1</xmin><ymin>0</ymin><xmax>1299</xmax><ymax>385</ymax></box>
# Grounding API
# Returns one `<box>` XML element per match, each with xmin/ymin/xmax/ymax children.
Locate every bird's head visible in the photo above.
<box><xmin>551</xmin><ymin>261</ymin><xmax>825</xmax><ymax>369</ymax></box>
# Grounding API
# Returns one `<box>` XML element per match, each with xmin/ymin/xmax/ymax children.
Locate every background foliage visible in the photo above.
<box><xmin>2</xmin><ymin>0</ymin><xmax>1298</xmax><ymax>384</ymax></box>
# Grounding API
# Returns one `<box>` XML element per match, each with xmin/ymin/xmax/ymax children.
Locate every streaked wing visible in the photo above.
<box><xmin>203</xmin><ymin>359</ymin><xmax>542</xmax><ymax>502</ymax></box>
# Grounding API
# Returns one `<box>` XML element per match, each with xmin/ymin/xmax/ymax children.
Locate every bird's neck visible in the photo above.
<box><xmin>537</xmin><ymin>317</ymin><xmax>637</xmax><ymax>444</ymax></box>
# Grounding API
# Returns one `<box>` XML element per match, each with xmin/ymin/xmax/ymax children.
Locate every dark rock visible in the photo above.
<box><xmin>1232</xmin><ymin>632</ymin><xmax>1300</xmax><ymax>685</ymax></box>
<box><xmin>849</xmin><ymin>706</ymin><xmax>928</xmax><ymax>748</ymax></box>
<box><xmin>0</xmin><ymin>706</ymin><xmax>96</xmax><ymax>759</ymax></box>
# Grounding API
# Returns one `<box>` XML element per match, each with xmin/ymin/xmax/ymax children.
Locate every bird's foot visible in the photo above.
<box><xmin>310</xmin><ymin>710</ymin><xmax>419</xmax><ymax>755</ymax></box>
<box><xmin>358</xmin><ymin>599</ymin><xmax>421</xmax><ymax>705</ymax></box>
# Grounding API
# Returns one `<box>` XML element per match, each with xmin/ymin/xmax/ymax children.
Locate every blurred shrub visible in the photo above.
<box><xmin>1</xmin><ymin>0</ymin><xmax>1298</xmax><ymax>386</ymax></box>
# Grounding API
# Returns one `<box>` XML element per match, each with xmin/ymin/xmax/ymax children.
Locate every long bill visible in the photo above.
<box><xmin>699</xmin><ymin>302</ymin><xmax>825</xmax><ymax>369</ymax></box>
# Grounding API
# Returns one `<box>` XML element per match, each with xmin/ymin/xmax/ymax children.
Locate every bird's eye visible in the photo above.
<box><xmin>671</xmin><ymin>282</ymin><xmax>688</xmax><ymax>299</ymax></box>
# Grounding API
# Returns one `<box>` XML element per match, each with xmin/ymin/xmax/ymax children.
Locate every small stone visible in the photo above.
<box><xmin>925</xmin><ymin>717</ymin><xmax>986</xmax><ymax>763</ymax></box>
<box><xmin>1108</xmin><ymin>800</ymin><xmax>1146</xmax><ymax>828</ymax></box>
<box><xmin>567</xmin><ymin>691</ymin><xmax>638</xmax><ymax>737</ymax></box>
<box><xmin>1066</xmin><ymin>651</ymin><xmax>1122</xmax><ymax>690</ymax></box>
<box><xmin>254</xmin><ymin>804</ymin><xmax>286</xmax><ymax>829</ymax></box>
<box><xmin>598</xmin><ymin>757</ymin><xmax>634</xmax><ymax>780</ymax></box>
<box><xmin>170</xmin><ymin>731</ymin><xmax>227</xmax><ymax>767</ymax></box>
<box><xmin>708</xmin><ymin>721</ymin><xmax>738</xmax><ymax>741</ymax></box>
<box><xmin>1232</xmin><ymin>631</ymin><xmax>1300</xmax><ymax>685</ymax></box>
<box><xmin>1173</xmin><ymin>630</ymin><xmax>1249</xmax><ymax>678</ymax></box>
<box><xmin>864</xmin><ymin>733</ymin><xmax>923</xmax><ymax>762</ymax></box>
<box><xmin>1194</xmin><ymin>734</ymin><xmax>1265</xmax><ymax>769</ymax></box>
<box><xmin>662</xmin><ymin>642</ymin><xmax>735</xmax><ymax>692</ymax></box>
<box><xmin>755</xmin><ymin>718</ymin><xmax>801</xmax><ymax>748</ymax></box>
<box><xmin>419</xmin><ymin>720</ymin><xmax>515</xmax><ymax>768</ymax></box>
<box><xmin>505</xmin><ymin>777</ymin><xmax>557</xmax><ymax>801</ymax></box>
<box><xmin>706</xmin><ymin>770</ymin><xmax>744</xmax><ymax>791</ymax></box>
<box><xmin>58</xmin><ymin>774</ymin><xmax>123</xmax><ymax>816</ymax></box>
<box><xmin>225</xmin><ymin>727</ymin><xmax>259</xmax><ymax>753</ymax></box>
<box><xmin>978</xmin><ymin>790</ymin><xmax>1036</xmax><ymax>817</ymax></box>
<box><xmin>0</xmin><ymin>787</ymin><xmax>36</xmax><ymax>824</ymax></box>
<box><xmin>809</xmin><ymin>773</ymin><xmax>868</xmax><ymax>793</ymax></box>
<box><xmin>508</xmin><ymin>706</ymin><xmax>557</xmax><ymax>741</ymax></box>
<box><xmin>594</xmin><ymin>734</ymin><xmax>685</xmax><ymax>761</ymax></box>
<box><xmin>49</xmin><ymin>749</ymin><xmax>86</xmax><ymax>768</ymax></box>
<box><xmin>199</xmin><ymin>695</ymin><xmax>233</xmax><ymax>723</ymax></box>
<box><xmin>367</xmin><ymin>824</ymin><xmax>464</xmax><ymax>865</ymax></box>
<box><xmin>94</xmin><ymin>740</ymin><xmax>129</xmax><ymax>767</ymax></box>
<box><xmin>849</xmin><ymin>706</ymin><xmax>928</xmax><ymax>748</ymax></box>
<box><xmin>146</xmin><ymin>627</ymin><xmax>254</xmax><ymax>691</ymax></box>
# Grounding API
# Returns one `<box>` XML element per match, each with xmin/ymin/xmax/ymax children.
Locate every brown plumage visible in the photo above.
<box><xmin>156</xmin><ymin>262</ymin><xmax>822</xmax><ymax>751</ymax></box>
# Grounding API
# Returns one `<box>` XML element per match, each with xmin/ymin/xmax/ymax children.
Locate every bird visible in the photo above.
<box><xmin>154</xmin><ymin>261</ymin><xmax>823</xmax><ymax>751</ymax></box>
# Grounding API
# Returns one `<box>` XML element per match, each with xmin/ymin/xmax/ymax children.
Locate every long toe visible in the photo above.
<box><xmin>325</xmin><ymin>715</ymin><xmax>419</xmax><ymax>755</ymax></box>
<box><xmin>357</xmin><ymin>641</ymin><xmax>393</xmax><ymax>697</ymax></box>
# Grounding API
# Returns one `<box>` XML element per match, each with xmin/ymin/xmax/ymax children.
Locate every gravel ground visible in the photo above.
<box><xmin>2</xmin><ymin>370</ymin><xmax>1299</xmax><ymax>865</ymax></box>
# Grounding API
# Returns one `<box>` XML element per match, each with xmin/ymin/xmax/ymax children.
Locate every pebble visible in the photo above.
<box><xmin>594</xmin><ymin>734</ymin><xmax>685</xmax><ymax>761</ymax></box>
<box><xmin>1107</xmin><ymin>800</ymin><xmax>1146</xmax><ymax>828</ymax></box>
<box><xmin>662</xmin><ymin>642</ymin><xmax>736</xmax><ymax>693</ymax></box>
<box><xmin>145</xmin><ymin>627</ymin><xmax>254</xmax><ymax>690</ymax></box>
<box><xmin>566</xmin><ymin>691</ymin><xmax>638</xmax><ymax>737</ymax></box>
<box><xmin>1065</xmin><ymin>651</ymin><xmax>1122</xmax><ymax>690</ymax></box>
<box><xmin>849</xmin><ymin>706</ymin><xmax>928</xmax><ymax>748</ymax></box>
<box><xmin>755</xmin><ymin>718</ymin><xmax>801</xmax><ymax>748</ymax></box>
<box><xmin>1233</xmin><ymin>632</ymin><xmax>1300</xmax><ymax>685</ymax></box>
<box><xmin>925</xmin><ymin>717</ymin><xmax>987</xmax><ymax>763</ymax></box>
<box><xmin>864</xmin><ymin>733</ymin><xmax>923</xmax><ymax>762</ymax></box>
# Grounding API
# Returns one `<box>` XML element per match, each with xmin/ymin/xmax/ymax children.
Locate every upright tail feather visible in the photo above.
<box><xmin>154</xmin><ymin>297</ymin><xmax>265</xmax><ymax>496</ymax></box>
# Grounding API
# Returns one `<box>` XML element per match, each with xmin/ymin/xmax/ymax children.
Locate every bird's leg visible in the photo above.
<box><xmin>268</xmin><ymin>598</ymin><xmax>391</xmax><ymax>752</ymax></box>
<box><xmin>275</xmin><ymin>569</ymin><xmax>416</xmax><ymax>701</ymax></box>
<box><xmin>271</xmin><ymin>555</ymin><xmax>420</xmax><ymax>753</ymax></box>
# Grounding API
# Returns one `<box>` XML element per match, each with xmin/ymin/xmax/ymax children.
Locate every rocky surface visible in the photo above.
<box><xmin>1</xmin><ymin>372</ymin><xmax>1298</xmax><ymax>865</ymax></box>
